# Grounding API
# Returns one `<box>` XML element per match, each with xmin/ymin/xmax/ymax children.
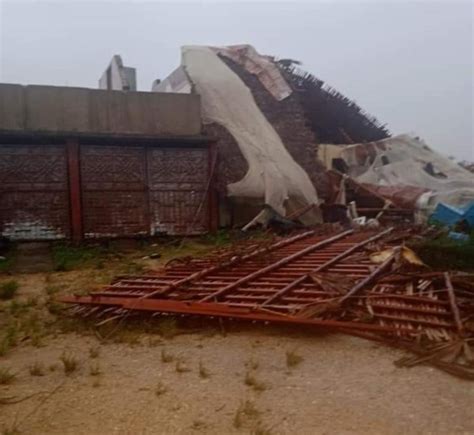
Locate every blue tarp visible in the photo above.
<box><xmin>430</xmin><ymin>202</ymin><xmax>474</xmax><ymax>227</ymax></box>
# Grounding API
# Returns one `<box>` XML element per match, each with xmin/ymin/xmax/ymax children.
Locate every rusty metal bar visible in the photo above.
<box><xmin>142</xmin><ymin>230</ymin><xmax>316</xmax><ymax>299</ymax></box>
<box><xmin>338</xmin><ymin>248</ymin><xmax>399</xmax><ymax>304</ymax></box>
<box><xmin>261</xmin><ymin>228</ymin><xmax>393</xmax><ymax>307</ymax></box>
<box><xmin>444</xmin><ymin>272</ymin><xmax>464</xmax><ymax>334</ymax></box>
<box><xmin>200</xmin><ymin>229</ymin><xmax>354</xmax><ymax>302</ymax></box>
<box><xmin>66</xmin><ymin>139</ymin><xmax>83</xmax><ymax>243</ymax></box>
<box><xmin>61</xmin><ymin>295</ymin><xmax>412</xmax><ymax>335</ymax></box>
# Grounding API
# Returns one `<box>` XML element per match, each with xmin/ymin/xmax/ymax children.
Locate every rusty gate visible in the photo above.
<box><xmin>0</xmin><ymin>140</ymin><xmax>216</xmax><ymax>241</ymax></box>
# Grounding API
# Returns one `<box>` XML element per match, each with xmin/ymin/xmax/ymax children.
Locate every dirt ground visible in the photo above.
<box><xmin>1</xmin><ymin>241</ymin><xmax>473</xmax><ymax>434</ymax></box>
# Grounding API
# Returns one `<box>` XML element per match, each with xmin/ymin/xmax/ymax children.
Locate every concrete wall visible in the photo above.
<box><xmin>99</xmin><ymin>55</ymin><xmax>137</xmax><ymax>91</ymax></box>
<box><xmin>0</xmin><ymin>83</ymin><xmax>202</xmax><ymax>136</ymax></box>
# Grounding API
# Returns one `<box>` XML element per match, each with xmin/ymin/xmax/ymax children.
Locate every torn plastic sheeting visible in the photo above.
<box><xmin>210</xmin><ymin>44</ymin><xmax>292</xmax><ymax>101</ymax></box>
<box><xmin>181</xmin><ymin>45</ymin><xmax>321</xmax><ymax>222</ymax></box>
<box><xmin>319</xmin><ymin>135</ymin><xmax>474</xmax><ymax>216</ymax></box>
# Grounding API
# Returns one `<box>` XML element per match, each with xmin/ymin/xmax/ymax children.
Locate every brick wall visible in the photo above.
<box><xmin>0</xmin><ymin>142</ymin><xmax>211</xmax><ymax>240</ymax></box>
<box><xmin>218</xmin><ymin>55</ymin><xmax>332</xmax><ymax>200</ymax></box>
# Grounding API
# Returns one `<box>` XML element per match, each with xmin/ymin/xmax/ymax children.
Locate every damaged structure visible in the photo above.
<box><xmin>1</xmin><ymin>44</ymin><xmax>473</xmax><ymax>237</ymax></box>
<box><xmin>1</xmin><ymin>44</ymin><xmax>473</xmax><ymax>379</ymax></box>
<box><xmin>61</xmin><ymin>227</ymin><xmax>474</xmax><ymax>380</ymax></box>
<box><xmin>153</xmin><ymin>45</ymin><xmax>473</xmax><ymax>228</ymax></box>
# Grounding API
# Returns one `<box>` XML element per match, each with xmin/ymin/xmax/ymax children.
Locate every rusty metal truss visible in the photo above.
<box><xmin>60</xmin><ymin>228</ymin><xmax>474</xmax><ymax>379</ymax></box>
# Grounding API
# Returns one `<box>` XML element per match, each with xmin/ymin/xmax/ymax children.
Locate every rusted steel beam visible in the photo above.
<box><xmin>143</xmin><ymin>230</ymin><xmax>316</xmax><ymax>299</ymax></box>
<box><xmin>200</xmin><ymin>229</ymin><xmax>354</xmax><ymax>302</ymax></box>
<box><xmin>338</xmin><ymin>248</ymin><xmax>399</xmax><ymax>304</ymax></box>
<box><xmin>444</xmin><ymin>272</ymin><xmax>464</xmax><ymax>334</ymax></box>
<box><xmin>261</xmin><ymin>228</ymin><xmax>392</xmax><ymax>307</ymax></box>
<box><xmin>66</xmin><ymin>139</ymin><xmax>83</xmax><ymax>243</ymax></box>
<box><xmin>61</xmin><ymin>295</ymin><xmax>411</xmax><ymax>335</ymax></box>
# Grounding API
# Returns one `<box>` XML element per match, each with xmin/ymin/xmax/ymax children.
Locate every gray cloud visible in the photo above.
<box><xmin>1</xmin><ymin>0</ymin><xmax>472</xmax><ymax>159</ymax></box>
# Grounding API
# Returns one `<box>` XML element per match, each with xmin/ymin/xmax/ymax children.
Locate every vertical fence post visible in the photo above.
<box><xmin>66</xmin><ymin>138</ymin><xmax>83</xmax><ymax>243</ymax></box>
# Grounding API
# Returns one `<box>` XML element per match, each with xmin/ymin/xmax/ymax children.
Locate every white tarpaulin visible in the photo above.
<box><xmin>176</xmin><ymin>45</ymin><xmax>320</xmax><ymax>221</ymax></box>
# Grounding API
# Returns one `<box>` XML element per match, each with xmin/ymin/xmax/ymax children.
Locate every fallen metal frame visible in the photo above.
<box><xmin>60</xmin><ymin>227</ymin><xmax>474</xmax><ymax>378</ymax></box>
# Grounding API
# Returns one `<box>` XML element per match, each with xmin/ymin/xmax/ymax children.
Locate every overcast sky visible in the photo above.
<box><xmin>0</xmin><ymin>0</ymin><xmax>472</xmax><ymax>160</ymax></box>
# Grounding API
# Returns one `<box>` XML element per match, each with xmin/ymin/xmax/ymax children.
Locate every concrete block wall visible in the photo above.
<box><xmin>0</xmin><ymin>83</ymin><xmax>202</xmax><ymax>136</ymax></box>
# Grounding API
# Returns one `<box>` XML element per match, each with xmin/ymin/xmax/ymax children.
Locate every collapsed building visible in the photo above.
<box><xmin>154</xmin><ymin>45</ymin><xmax>474</xmax><ymax>227</ymax></box>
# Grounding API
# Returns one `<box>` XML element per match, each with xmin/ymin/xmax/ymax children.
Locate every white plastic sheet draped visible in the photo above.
<box><xmin>181</xmin><ymin>46</ymin><xmax>320</xmax><ymax>220</ymax></box>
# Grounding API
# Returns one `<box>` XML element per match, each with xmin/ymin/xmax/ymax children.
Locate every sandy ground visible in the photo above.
<box><xmin>1</xmin><ymin>326</ymin><xmax>473</xmax><ymax>435</ymax></box>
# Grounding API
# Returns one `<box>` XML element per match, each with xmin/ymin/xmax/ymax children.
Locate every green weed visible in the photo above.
<box><xmin>286</xmin><ymin>349</ymin><xmax>304</xmax><ymax>368</ymax></box>
<box><xmin>233</xmin><ymin>400</ymin><xmax>260</xmax><ymax>429</ymax></box>
<box><xmin>60</xmin><ymin>353</ymin><xmax>78</xmax><ymax>375</ymax></box>
<box><xmin>89</xmin><ymin>363</ymin><xmax>101</xmax><ymax>376</ymax></box>
<box><xmin>161</xmin><ymin>349</ymin><xmax>174</xmax><ymax>363</ymax></box>
<box><xmin>0</xmin><ymin>368</ymin><xmax>16</xmax><ymax>385</ymax></box>
<box><xmin>28</xmin><ymin>361</ymin><xmax>45</xmax><ymax>377</ymax></box>
<box><xmin>0</xmin><ymin>281</ymin><xmax>19</xmax><ymax>300</ymax></box>
<box><xmin>198</xmin><ymin>361</ymin><xmax>210</xmax><ymax>379</ymax></box>
<box><xmin>155</xmin><ymin>381</ymin><xmax>167</xmax><ymax>396</ymax></box>
<box><xmin>244</xmin><ymin>371</ymin><xmax>267</xmax><ymax>391</ymax></box>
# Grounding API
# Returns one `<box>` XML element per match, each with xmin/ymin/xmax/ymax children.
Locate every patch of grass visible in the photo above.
<box><xmin>155</xmin><ymin>381</ymin><xmax>167</xmax><ymax>396</ymax></box>
<box><xmin>89</xmin><ymin>346</ymin><xmax>100</xmax><ymax>359</ymax></box>
<box><xmin>156</xmin><ymin>317</ymin><xmax>178</xmax><ymax>339</ymax></box>
<box><xmin>246</xmin><ymin>358</ymin><xmax>260</xmax><ymax>370</ymax></box>
<box><xmin>244</xmin><ymin>371</ymin><xmax>267</xmax><ymax>392</ymax></box>
<box><xmin>89</xmin><ymin>363</ymin><xmax>101</xmax><ymax>376</ymax></box>
<box><xmin>0</xmin><ymin>281</ymin><xmax>19</xmax><ymax>300</ymax></box>
<box><xmin>0</xmin><ymin>368</ymin><xmax>16</xmax><ymax>385</ymax></box>
<box><xmin>203</xmin><ymin>229</ymin><xmax>233</xmax><ymax>246</ymax></box>
<box><xmin>0</xmin><ymin>323</ymin><xmax>19</xmax><ymax>356</ymax></box>
<box><xmin>20</xmin><ymin>311</ymin><xmax>41</xmax><ymax>337</ymax></box>
<box><xmin>1</xmin><ymin>422</ymin><xmax>21</xmax><ymax>435</ymax></box>
<box><xmin>161</xmin><ymin>349</ymin><xmax>174</xmax><ymax>363</ymax></box>
<box><xmin>0</xmin><ymin>247</ymin><xmax>15</xmax><ymax>274</ymax></box>
<box><xmin>8</xmin><ymin>300</ymin><xmax>29</xmax><ymax>317</ymax></box>
<box><xmin>147</xmin><ymin>337</ymin><xmax>163</xmax><ymax>347</ymax></box>
<box><xmin>121</xmin><ymin>261</ymin><xmax>145</xmax><ymax>275</ymax></box>
<box><xmin>175</xmin><ymin>360</ymin><xmax>191</xmax><ymax>373</ymax></box>
<box><xmin>411</xmin><ymin>233</ymin><xmax>474</xmax><ymax>270</ymax></box>
<box><xmin>191</xmin><ymin>420</ymin><xmax>207</xmax><ymax>430</ymax></box>
<box><xmin>28</xmin><ymin>361</ymin><xmax>45</xmax><ymax>377</ymax></box>
<box><xmin>286</xmin><ymin>349</ymin><xmax>303</xmax><ymax>368</ymax></box>
<box><xmin>52</xmin><ymin>243</ymin><xmax>107</xmax><ymax>271</ymax></box>
<box><xmin>60</xmin><ymin>353</ymin><xmax>78</xmax><ymax>375</ymax></box>
<box><xmin>45</xmin><ymin>299</ymin><xmax>63</xmax><ymax>316</ymax></box>
<box><xmin>45</xmin><ymin>285</ymin><xmax>62</xmax><ymax>296</ymax></box>
<box><xmin>233</xmin><ymin>400</ymin><xmax>260</xmax><ymax>429</ymax></box>
<box><xmin>252</xmin><ymin>423</ymin><xmax>273</xmax><ymax>435</ymax></box>
<box><xmin>112</xmin><ymin>329</ymin><xmax>141</xmax><ymax>346</ymax></box>
<box><xmin>198</xmin><ymin>361</ymin><xmax>210</xmax><ymax>379</ymax></box>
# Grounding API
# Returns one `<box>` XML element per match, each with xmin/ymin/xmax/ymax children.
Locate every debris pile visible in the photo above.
<box><xmin>60</xmin><ymin>228</ymin><xmax>474</xmax><ymax>379</ymax></box>
<box><xmin>154</xmin><ymin>45</ymin><xmax>474</xmax><ymax>230</ymax></box>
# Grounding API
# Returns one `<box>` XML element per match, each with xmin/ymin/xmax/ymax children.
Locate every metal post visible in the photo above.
<box><xmin>66</xmin><ymin>138</ymin><xmax>83</xmax><ymax>243</ymax></box>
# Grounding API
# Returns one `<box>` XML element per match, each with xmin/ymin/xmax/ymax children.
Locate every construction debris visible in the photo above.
<box><xmin>60</xmin><ymin>228</ymin><xmax>474</xmax><ymax>380</ymax></box>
